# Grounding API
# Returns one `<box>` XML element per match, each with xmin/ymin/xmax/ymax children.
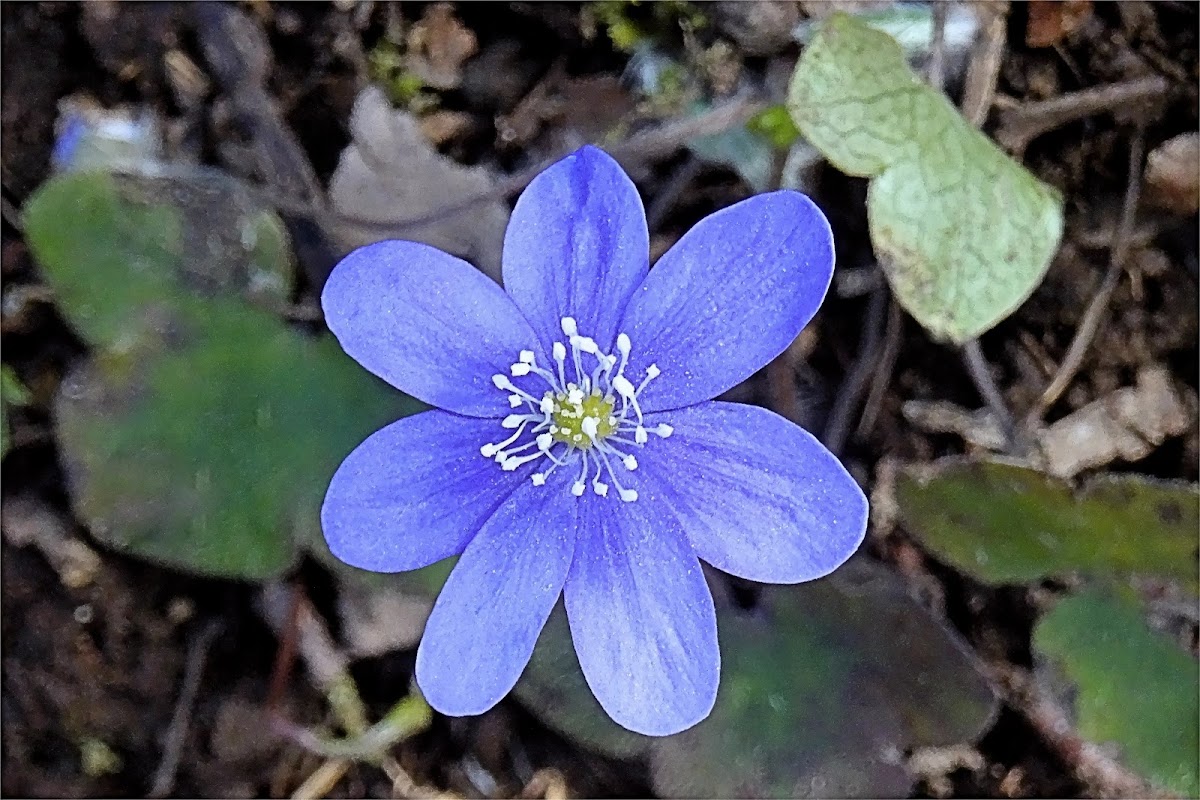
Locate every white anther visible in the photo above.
<box><xmin>492</xmin><ymin>373</ymin><xmax>508</xmax><ymax>389</ymax></box>
<box><xmin>531</xmin><ymin>473</ymin><xmax>547</xmax><ymax>486</ymax></box>
<box><xmin>511</xmin><ymin>363</ymin><xmax>532</xmax><ymax>376</ymax></box>
<box><xmin>540</xmin><ymin>395</ymin><xmax>556</xmax><ymax>414</ymax></box>
<box><xmin>561</xmin><ymin>317</ymin><xmax>578</xmax><ymax>336</ymax></box>
<box><xmin>616</xmin><ymin>333</ymin><xmax>631</xmax><ymax>355</ymax></box>
<box><xmin>612</xmin><ymin>375</ymin><xmax>636</xmax><ymax>398</ymax></box>
<box><xmin>519</xmin><ymin>350</ymin><xmax>536</xmax><ymax>364</ymax></box>
<box><xmin>571</xmin><ymin>481</ymin><xmax>586</xmax><ymax>497</ymax></box>
<box><xmin>536</xmin><ymin>432</ymin><xmax>554</xmax><ymax>451</ymax></box>
<box><xmin>502</xmin><ymin>414</ymin><xmax>525</xmax><ymax>429</ymax></box>
<box><xmin>573</xmin><ymin>336</ymin><xmax>599</xmax><ymax>354</ymax></box>
<box><xmin>646</xmin><ymin>364</ymin><xmax>661</xmax><ymax>379</ymax></box>
<box><xmin>623</xmin><ymin>455</ymin><xmax>638</xmax><ymax>470</ymax></box>
<box><xmin>634</xmin><ymin>425</ymin><xmax>648</xmax><ymax>444</ymax></box>
<box><xmin>480</xmin><ymin>443</ymin><xmax>498</xmax><ymax>457</ymax></box>
<box><xmin>552</xmin><ymin>341</ymin><xmax>566</xmax><ymax>361</ymax></box>
<box><xmin>655</xmin><ymin>423</ymin><xmax>674</xmax><ymax>438</ymax></box>
<box><xmin>508</xmin><ymin>395</ymin><xmax>524</xmax><ymax>408</ymax></box>
<box><xmin>619</xmin><ymin>489</ymin><xmax>638</xmax><ymax>502</ymax></box>
<box><xmin>592</xmin><ymin>481</ymin><xmax>609</xmax><ymax>497</ymax></box>
<box><xmin>567</xmin><ymin>387</ymin><xmax>585</xmax><ymax>405</ymax></box>
<box><xmin>581</xmin><ymin>417</ymin><xmax>600</xmax><ymax>439</ymax></box>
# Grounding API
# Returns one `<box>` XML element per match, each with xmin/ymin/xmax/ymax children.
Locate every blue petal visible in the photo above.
<box><xmin>640</xmin><ymin>401</ymin><xmax>868</xmax><ymax>583</ymax></box>
<box><xmin>323</xmin><ymin>240</ymin><xmax>542</xmax><ymax>417</ymax></box>
<box><xmin>416</xmin><ymin>469</ymin><xmax>578</xmax><ymax>716</ymax></box>
<box><xmin>564</xmin><ymin>487</ymin><xmax>719</xmax><ymax>736</ymax></box>
<box><xmin>321</xmin><ymin>410</ymin><xmax>525</xmax><ymax>572</ymax></box>
<box><xmin>617</xmin><ymin>192</ymin><xmax>834</xmax><ymax>412</ymax></box>
<box><xmin>502</xmin><ymin>146</ymin><xmax>649</xmax><ymax>353</ymax></box>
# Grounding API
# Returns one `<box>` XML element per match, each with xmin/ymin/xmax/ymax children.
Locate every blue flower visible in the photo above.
<box><xmin>321</xmin><ymin>146</ymin><xmax>868</xmax><ymax>736</ymax></box>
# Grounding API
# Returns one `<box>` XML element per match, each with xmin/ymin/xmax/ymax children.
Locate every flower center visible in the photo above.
<box><xmin>480</xmin><ymin>316</ymin><xmax>673</xmax><ymax>502</ymax></box>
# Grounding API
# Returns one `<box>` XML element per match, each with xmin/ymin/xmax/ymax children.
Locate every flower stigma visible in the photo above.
<box><xmin>480</xmin><ymin>316</ymin><xmax>673</xmax><ymax>502</ymax></box>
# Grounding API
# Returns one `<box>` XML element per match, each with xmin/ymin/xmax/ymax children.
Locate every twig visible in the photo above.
<box><xmin>1</xmin><ymin>195</ymin><xmax>23</xmax><ymax>232</ymax></box>
<box><xmin>961</xmin><ymin>339</ymin><xmax>1018</xmax><ymax>449</ymax></box>
<box><xmin>960</xmin><ymin>2</ymin><xmax>1009</xmax><ymax>127</ymax></box>
<box><xmin>994</xmin><ymin>76</ymin><xmax>1170</xmax><ymax>156</ymax></box>
<box><xmin>927</xmin><ymin>2</ymin><xmax>948</xmax><ymax>94</ymax></box>
<box><xmin>989</xmin><ymin>662</ymin><xmax>1158</xmax><ymax>798</ymax></box>
<box><xmin>291</xmin><ymin>759</ymin><xmax>351</xmax><ymax>800</ymax></box>
<box><xmin>265</xmin><ymin>582</ymin><xmax>302</xmax><ymax>715</ymax></box>
<box><xmin>856</xmin><ymin>298</ymin><xmax>904</xmax><ymax>438</ymax></box>
<box><xmin>822</xmin><ymin>284</ymin><xmax>888</xmax><ymax>456</ymax></box>
<box><xmin>150</xmin><ymin>619</ymin><xmax>223</xmax><ymax>797</ymax></box>
<box><xmin>645</xmin><ymin>155</ymin><xmax>702</xmax><ymax>232</ymax></box>
<box><xmin>0</xmin><ymin>496</ymin><xmax>102</xmax><ymax>589</ymax></box>
<box><xmin>1029</xmin><ymin>127</ymin><xmax>1145</xmax><ymax>421</ymax></box>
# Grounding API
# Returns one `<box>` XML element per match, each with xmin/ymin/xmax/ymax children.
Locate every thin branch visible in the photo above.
<box><xmin>989</xmin><ymin>662</ymin><xmax>1158</xmax><ymax>798</ymax></box>
<box><xmin>1029</xmin><ymin>127</ymin><xmax>1146</xmax><ymax>421</ymax></box>
<box><xmin>150</xmin><ymin>620</ymin><xmax>223</xmax><ymax>797</ymax></box>
<box><xmin>960</xmin><ymin>2</ymin><xmax>1009</xmax><ymax>127</ymax></box>
<box><xmin>856</xmin><ymin>298</ymin><xmax>904</xmax><ymax>438</ymax></box>
<box><xmin>961</xmin><ymin>339</ymin><xmax>1018</xmax><ymax>449</ymax></box>
<box><xmin>926</xmin><ymin>3</ymin><xmax>948</xmax><ymax>94</ymax></box>
<box><xmin>994</xmin><ymin>76</ymin><xmax>1169</xmax><ymax>155</ymax></box>
<box><xmin>822</xmin><ymin>284</ymin><xmax>889</xmax><ymax>456</ymax></box>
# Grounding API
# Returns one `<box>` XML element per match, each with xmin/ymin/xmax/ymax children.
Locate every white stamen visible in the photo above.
<box><xmin>612</xmin><ymin>375</ymin><xmax>636</xmax><ymax>398</ymax></box>
<box><xmin>482</xmin><ymin>323</ymin><xmax>671</xmax><ymax>502</ymax></box>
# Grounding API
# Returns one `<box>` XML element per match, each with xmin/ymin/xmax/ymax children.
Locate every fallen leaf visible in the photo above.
<box><xmin>406</xmin><ymin>3</ymin><xmax>478</xmax><ymax>91</ymax></box>
<box><xmin>329</xmin><ymin>86</ymin><xmax>508</xmax><ymax>281</ymax></box>
<box><xmin>788</xmin><ymin>13</ymin><xmax>1064</xmax><ymax>343</ymax></box>
<box><xmin>1026</xmin><ymin>0</ymin><xmax>1093</xmax><ymax>48</ymax></box>
<box><xmin>1144</xmin><ymin>131</ymin><xmax>1200</xmax><ymax>215</ymax></box>
<box><xmin>1038</xmin><ymin>365</ymin><xmax>1192</xmax><ymax>478</ymax></box>
<box><xmin>903</xmin><ymin>366</ymin><xmax>1192</xmax><ymax>479</ymax></box>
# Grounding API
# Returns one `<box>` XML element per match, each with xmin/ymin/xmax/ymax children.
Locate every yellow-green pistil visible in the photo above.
<box><xmin>551</xmin><ymin>391</ymin><xmax>618</xmax><ymax>448</ymax></box>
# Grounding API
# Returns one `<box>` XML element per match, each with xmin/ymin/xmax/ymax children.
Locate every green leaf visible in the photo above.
<box><xmin>25</xmin><ymin>170</ymin><xmax>418</xmax><ymax>579</ymax></box>
<box><xmin>1</xmin><ymin>366</ymin><xmax>31</xmax><ymax>457</ymax></box>
<box><xmin>517</xmin><ymin>560</ymin><xmax>997</xmax><ymax>797</ymax></box>
<box><xmin>787</xmin><ymin>13</ymin><xmax>1064</xmax><ymax>343</ymax></box>
<box><xmin>896</xmin><ymin>458</ymin><xmax>1200</xmax><ymax>592</ymax></box>
<box><xmin>1034</xmin><ymin>587</ymin><xmax>1199</xmax><ymax>796</ymax></box>
<box><xmin>747</xmin><ymin>105</ymin><xmax>802</xmax><ymax>150</ymax></box>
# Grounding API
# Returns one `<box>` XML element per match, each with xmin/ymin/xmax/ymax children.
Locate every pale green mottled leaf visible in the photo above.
<box><xmin>787</xmin><ymin>13</ymin><xmax>1063</xmax><ymax>343</ymax></box>
<box><xmin>1034</xmin><ymin>587</ymin><xmax>1198</xmax><ymax>797</ymax></box>
<box><xmin>896</xmin><ymin>458</ymin><xmax>1200</xmax><ymax>592</ymax></box>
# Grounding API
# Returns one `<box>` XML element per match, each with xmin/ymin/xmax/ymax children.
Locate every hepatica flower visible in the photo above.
<box><xmin>321</xmin><ymin>146</ymin><xmax>867</xmax><ymax>736</ymax></box>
